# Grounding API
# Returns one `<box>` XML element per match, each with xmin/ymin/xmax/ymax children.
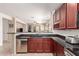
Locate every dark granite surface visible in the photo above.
<box><xmin>16</xmin><ymin>33</ymin><xmax>65</xmax><ymax>39</ymax></box>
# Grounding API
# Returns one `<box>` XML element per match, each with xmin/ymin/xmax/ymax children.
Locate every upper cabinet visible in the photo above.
<box><xmin>53</xmin><ymin>8</ymin><xmax>60</xmax><ymax>29</ymax></box>
<box><xmin>59</xmin><ymin>4</ymin><xmax>66</xmax><ymax>29</ymax></box>
<box><xmin>77</xmin><ymin>3</ymin><xmax>79</xmax><ymax>28</ymax></box>
<box><xmin>53</xmin><ymin>3</ymin><xmax>79</xmax><ymax>29</ymax></box>
<box><xmin>67</xmin><ymin>3</ymin><xmax>77</xmax><ymax>29</ymax></box>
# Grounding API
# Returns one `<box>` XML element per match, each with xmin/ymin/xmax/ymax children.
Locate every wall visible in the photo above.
<box><xmin>0</xmin><ymin>13</ymin><xmax>12</xmax><ymax>46</ymax></box>
<box><xmin>15</xmin><ymin>17</ymin><xmax>26</xmax><ymax>32</ymax></box>
<box><xmin>3</xmin><ymin>18</ymin><xmax>9</xmax><ymax>41</ymax></box>
<box><xmin>0</xmin><ymin>14</ymin><xmax>3</xmax><ymax>46</ymax></box>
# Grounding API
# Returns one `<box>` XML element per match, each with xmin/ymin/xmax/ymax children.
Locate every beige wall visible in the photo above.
<box><xmin>16</xmin><ymin>22</ymin><xmax>26</xmax><ymax>32</ymax></box>
<box><xmin>0</xmin><ymin>14</ymin><xmax>3</xmax><ymax>46</ymax></box>
<box><xmin>15</xmin><ymin>18</ymin><xmax>26</xmax><ymax>32</ymax></box>
<box><xmin>0</xmin><ymin>13</ymin><xmax>12</xmax><ymax>46</ymax></box>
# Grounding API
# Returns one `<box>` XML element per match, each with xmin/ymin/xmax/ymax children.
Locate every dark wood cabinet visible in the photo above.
<box><xmin>59</xmin><ymin>4</ymin><xmax>66</xmax><ymax>29</ymax></box>
<box><xmin>27</xmin><ymin>38</ymin><xmax>36</xmax><ymax>52</ymax></box>
<box><xmin>53</xmin><ymin>40</ymin><xmax>57</xmax><ymax>55</ymax></box>
<box><xmin>27</xmin><ymin>38</ymin><xmax>54</xmax><ymax>53</ymax></box>
<box><xmin>27</xmin><ymin>38</ymin><xmax>43</xmax><ymax>52</ymax></box>
<box><xmin>42</xmin><ymin>39</ymin><xmax>50</xmax><ymax>52</ymax></box>
<box><xmin>53</xmin><ymin>9</ymin><xmax>60</xmax><ymax>29</ymax></box>
<box><xmin>53</xmin><ymin>3</ymin><xmax>79</xmax><ymax>29</ymax></box>
<box><xmin>53</xmin><ymin>4</ymin><xmax>66</xmax><ymax>29</ymax></box>
<box><xmin>27</xmin><ymin>38</ymin><xmax>64</xmax><ymax>56</ymax></box>
<box><xmin>67</xmin><ymin>3</ymin><xmax>77</xmax><ymax>29</ymax></box>
<box><xmin>52</xmin><ymin>39</ymin><xmax>64</xmax><ymax>56</ymax></box>
<box><xmin>77</xmin><ymin>3</ymin><xmax>79</xmax><ymax>28</ymax></box>
<box><xmin>56</xmin><ymin>43</ymin><xmax>64</xmax><ymax>56</ymax></box>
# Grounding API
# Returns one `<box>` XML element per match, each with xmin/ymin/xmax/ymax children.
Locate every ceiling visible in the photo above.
<box><xmin>0</xmin><ymin>3</ymin><xmax>62</xmax><ymax>23</ymax></box>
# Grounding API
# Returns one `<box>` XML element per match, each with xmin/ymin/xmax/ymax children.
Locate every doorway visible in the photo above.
<box><xmin>28</xmin><ymin>24</ymin><xmax>32</xmax><ymax>32</ymax></box>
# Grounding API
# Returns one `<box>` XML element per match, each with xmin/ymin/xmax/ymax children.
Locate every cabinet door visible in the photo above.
<box><xmin>27</xmin><ymin>38</ymin><xmax>37</xmax><ymax>52</ymax></box>
<box><xmin>56</xmin><ymin>43</ymin><xmax>64</xmax><ymax>56</ymax></box>
<box><xmin>27</xmin><ymin>38</ymin><xmax>43</xmax><ymax>53</ymax></box>
<box><xmin>59</xmin><ymin>45</ymin><xmax>64</xmax><ymax>56</ymax></box>
<box><xmin>77</xmin><ymin>4</ymin><xmax>79</xmax><ymax>28</ymax></box>
<box><xmin>49</xmin><ymin>39</ymin><xmax>54</xmax><ymax>52</ymax></box>
<box><xmin>67</xmin><ymin>3</ymin><xmax>77</xmax><ymax>28</ymax></box>
<box><xmin>59</xmin><ymin>4</ymin><xmax>66</xmax><ymax>29</ymax></box>
<box><xmin>42</xmin><ymin>39</ymin><xmax>50</xmax><ymax>52</ymax></box>
<box><xmin>50</xmin><ymin>39</ymin><xmax>54</xmax><ymax>53</ymax></box>
<box><xmin>53</xmin><ymin>41</ymin><xmax>57</xmax><ymax>55</ymax></box>
<box><xmin>58</xmin><ymin>44</ymin><xmax>64</xmax><ymax>56</ymax></box>
<box><xmin>35</xmin><ymin>38</ymin><xmax>43</xmax><ymax>52</ymax></box>
<box><xmin>56</xmin><ymin>43</ymin><xmax>59</xmax><ymax>56</ymax></box>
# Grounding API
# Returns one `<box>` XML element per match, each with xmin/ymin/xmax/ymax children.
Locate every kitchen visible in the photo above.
<box><xmin>0</xmin><ymin>3</ymin><xmax>79</xmax><ymax>56</ymax></box>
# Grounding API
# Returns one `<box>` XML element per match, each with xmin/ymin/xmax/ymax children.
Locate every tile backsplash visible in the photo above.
<box><xmin>53</xmin><ymin>29</ymin><xmax>79</xmax><ymax>36</ymax></box>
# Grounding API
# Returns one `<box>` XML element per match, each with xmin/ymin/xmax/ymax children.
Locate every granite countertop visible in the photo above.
<box><xmin>52</xmin><ymin>37</ymin><xmax>66</xmax><ymax>47</ymax></box>
<box><xmin>16</xmin><ymin>33</ymin><xmax>65</xmax><ymax>39</ymax></box>
<box><xmin>16</xmin><ymin>32</ymin><xmax>54</xmax><ymax>35</ymax></box>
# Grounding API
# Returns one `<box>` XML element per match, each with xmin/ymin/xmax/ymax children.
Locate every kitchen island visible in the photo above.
<box><xmin>16</xmin><ymin>33</ymin><xmax>79</xmax><ymax>56</ymax></box>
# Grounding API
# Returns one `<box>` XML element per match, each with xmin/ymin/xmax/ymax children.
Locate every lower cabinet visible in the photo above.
<box><xmin>42</xmin><ymin>39</ymin><xmax>53</xmax><ymax>52</ymax></box>
<box><xmin>56</xmin><ymin>43</ymin><xmax>64</xmax><ymax>56</ymax></box>
<box><xmin>53</xmin><ymin>39</ymin><xmax>64</xmax><ymax>56</ymax></box>
<box><xmin>27</xmin><ymin>38</ymin><xmax>53</xmax><ymax>53</ymax></box>
<box><xmin>27</xmin><ymin>38</ymin><xmax>37</xmax><ymax>52</ymax></box>
<box><xmin>27</xmin><ymin>38</ymin><xmax>64</xmax><ymax>56</ymax></box>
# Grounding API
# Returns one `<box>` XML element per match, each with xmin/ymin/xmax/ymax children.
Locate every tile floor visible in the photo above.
<box><xmin>15</xmin><ymin>53</ymin><xmax>53</xmax><ymax>56</ymax></box>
